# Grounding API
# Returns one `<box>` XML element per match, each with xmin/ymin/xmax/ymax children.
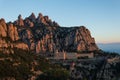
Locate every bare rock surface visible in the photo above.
<box><xmin>0</xmin><ymin>13</ymin><xmax>98</xmax><ymax>54</ymax></box>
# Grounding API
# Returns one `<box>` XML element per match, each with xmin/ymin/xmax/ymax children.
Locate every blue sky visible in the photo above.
<box><xmin>0</xmin><ymin>0</ymin><xmax>120</xmax><ymax>43</ymax></box>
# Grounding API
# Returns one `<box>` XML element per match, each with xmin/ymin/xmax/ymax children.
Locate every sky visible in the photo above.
<box><xmin>0</xmin><ymin>0</ymin><xmax>120</xmax><ymax>43</ymax></box>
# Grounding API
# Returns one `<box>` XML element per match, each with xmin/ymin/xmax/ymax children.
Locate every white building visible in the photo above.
<box><xmin>54</xmin><ymin>51</ymin><xmax>94</xmax><ymax>60</ymax></box>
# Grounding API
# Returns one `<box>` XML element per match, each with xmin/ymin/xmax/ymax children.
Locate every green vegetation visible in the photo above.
<box><xmin>36</xmin><ymin>68</ymin><xmax>69</xmax><ymax>80</ymax></box>
<box><xmin>0</xmin><ymin>48</ymin><xmax>69</xmax><ymax>80</ymax></box>
<box><xmin>0</xmin><ymin>48</ymin><xmax>33</xmax><ymax>80</ymax></box>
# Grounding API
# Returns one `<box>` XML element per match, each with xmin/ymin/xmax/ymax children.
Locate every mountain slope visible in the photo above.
<box><xmin>0</xmin><ymin>13</ymin><xmax>98</xmax><ymax>54</ymax></box>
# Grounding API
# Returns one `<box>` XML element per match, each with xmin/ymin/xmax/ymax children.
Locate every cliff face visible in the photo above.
<box><xmin>0</xmin><ymin>13</ymin><xmax>98</xmax><ymax>53</ymax></box>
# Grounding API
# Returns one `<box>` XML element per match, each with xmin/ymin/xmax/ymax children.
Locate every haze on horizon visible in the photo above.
<box><xmin>0</xmin><ymin>0</ymin><xmax>120</xmax><ymax>43</ymax></box>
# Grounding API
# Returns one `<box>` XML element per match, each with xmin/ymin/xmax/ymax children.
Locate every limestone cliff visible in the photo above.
<box><xmin>0</xmin><ymin>13</ymin><xmax>98</xmax><ymax>54</ymax></box>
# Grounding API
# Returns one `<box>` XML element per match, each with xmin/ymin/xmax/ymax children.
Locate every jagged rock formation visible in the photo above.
<box><xmin>0</xmin><ymin>13</ymin><xmax>98</xmax><ymax>54</ymax></box>
<box><xmin>7</xmin><ymin>22</ymin><xmax>20</xmax><ymax>41</ymax></box>
<box><xmin>0</xmin><ymin>19</ymin><xmax>7</xmax><ymax>37</ymax></box>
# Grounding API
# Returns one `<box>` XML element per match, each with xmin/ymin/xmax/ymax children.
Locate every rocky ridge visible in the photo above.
<box><xmin>0</xmin><ymin>13</ymin><xmax>98</xmax><ymax>54</ymax></box>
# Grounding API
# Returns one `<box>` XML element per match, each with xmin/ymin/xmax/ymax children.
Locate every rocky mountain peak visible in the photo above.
<box><xmin>0</xmin><ymin>12</ymin><xmax>99</xmax><ymax>54</ymax></box>
<box><xmin>36</xmin><ymin>13</ymin><xmax>43</xmax><ymax>22</ymax></box>
<box><xmin>7</xmin><ymin>22</ymin><xmax>20</xmax><ymax>41</ymax></box>
<box><xmin>38</xmin><ymin>13</ymin><xmax>43</xmax><ymax>18</ymax></box>
<box><xmin>0</xmin><ymin>18</ymin><xmax>6</xmax><ymax>23</ymax></box>
<box><xmin>14</xmin><ymin>14</ymin><xmax>24</xmax><ymax>26</ymax></box>
<box><xmin>44</xmin><ymin>16</ymin><xmax>49</xmax><ymax>21</ymax></box>
<box><xmin>28</xmin><ymin>13</ymin><xmax>36</xmax><ymax>22</ymax></box>
<box><xmin>0</xmin><ymin>18</ymin><xmax>7</xmax><ymax>37</ymax></box>
<box><xmin>18</xmin><ymin>14</ymin><xmax>22</xmax><ymax>20</ymax></box>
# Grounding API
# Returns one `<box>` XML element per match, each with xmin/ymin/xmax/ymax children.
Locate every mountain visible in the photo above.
<box><xmin>98</xmin><ymin>43</ymin><xmax>120</xmax><ymax>54</ymax></box>
<box><xmin>1</xmin><ymin>13</ymin><xmax>120</xmax><ymax>80</ymax></box>
<box><xmin>0</xmin><ymin>13</ymin><xmax>98</xmax><ymax>54</ymax></box>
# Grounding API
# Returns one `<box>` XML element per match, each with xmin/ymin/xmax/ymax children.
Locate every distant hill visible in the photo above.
<box><xmin>97</xmin><ymin>43</ymin><xmax>120</xmax><ymax>54</ymax></box>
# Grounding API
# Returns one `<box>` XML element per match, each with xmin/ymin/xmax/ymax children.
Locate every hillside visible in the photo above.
<box><xmin>0</xmin><ymin>13</ymin><xmax>98</xmax><ymax>54</ymax></box>
<box><xmin>0</xmin><ymin>48</ymin><xmax>69</xmax><ymax>80</ymax></box>
<box><xmin>0</xmin><ymin>13</ymin><xmax>120</xmax><ymax>80</ymax></box>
